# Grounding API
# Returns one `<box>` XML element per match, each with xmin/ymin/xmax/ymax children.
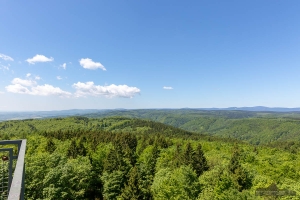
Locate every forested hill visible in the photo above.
<box><xmin>0</xmin><ymin>116</ymin><xmax>300</xmax><ymax>199</ymax></box>
<box><xmin>0</xmin><ymin>116</ymin><xmax>237</xmax><ymax>144</ymax></box>
<box><xmin>83</xmin><ymin>109</ymin><xmax>300</xmax><ymax>145</ymax></box>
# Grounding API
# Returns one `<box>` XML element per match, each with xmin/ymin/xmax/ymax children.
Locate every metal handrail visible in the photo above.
<box><xmin>0</xmin><ymin>140</ymin><xmax>26</xmax><ymax>200</ymax></box>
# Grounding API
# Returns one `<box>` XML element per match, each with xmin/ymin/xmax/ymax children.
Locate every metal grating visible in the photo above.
<box><xmin>0</xmin><ymin>160</ymin><xmax>9</xmax><ymax>199</ymax></box>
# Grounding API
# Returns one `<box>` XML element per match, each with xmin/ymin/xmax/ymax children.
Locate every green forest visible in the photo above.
<box><xmin>85</xmin><ymin>110</ymin><xmax>300</xmax><ymax>151</ymax></box>
<box><xmin>0</xmin><ymin>112</ymin><xmax>300</xmax><ymax>199</ymax></box>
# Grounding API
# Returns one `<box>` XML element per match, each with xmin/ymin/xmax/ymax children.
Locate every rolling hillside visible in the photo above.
<box><xmin>83</xmin><ymin>109</ymin><xmax>300</xmax><ymax>147</ymax></box>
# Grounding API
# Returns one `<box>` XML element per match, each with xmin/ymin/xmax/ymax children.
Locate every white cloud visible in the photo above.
<box><xmin>30</xmin><ymin>84</ymin><xmax>71</xmax><ymax>97</ymax></box>
<box><xmin>26</xmin><ymin>54</ymin><xmax>54</xmax><ymax>64</ymax></box>
<box><xmin>0</xmin><ymin>53</ymin><xmax>14</xmax><ymax>61</ymax></box>
<box><xmin>0</xmin><ymin>91</ymin><xmax>4</xmax><ymax>94</ymax></box>
<box><xmin>57</xmin><ymin>76</ymin><xmax>62</xmax><ymax>80</ymax></box>
<box><xmin>5</xmin><ymin>78</ymin><xmax>71</xmax><ymax>97</ymax></box>
<box><xmin>73</xmin><ymin>81</ymin><xmax>140</xmax><ymax>98</ymax></box>
<box><xmin>26</xmin><ymin>73</ymin><xmax>31</xmax><ymax>77</ymax></box>
<box><xmin>60</xmin><ymin>63</ymin><xmax>67</xmax><ymax>69</ymax></box>
<box><xmin>6</xmin><ymin>84</ymin><xmax>31</xmax><ymax>94</ymax></box>
<box><xmin>35</xmin><ymin>76</ymin><xmax>41</xmax><ymax>80</ymax></box>
<box><xmin>11</xmin><ymin>78</ymin><xmax>37</xmax><ymax>87</ymax></box>
<box><xmin>79</xmin><ymin>58</ymin><xmax>106</xmax><ymax>70</ymax></box>
<box><xmin>163</xmin><ymin>86</ymin><xmax>173</xmax><ymax>90</ymax></box>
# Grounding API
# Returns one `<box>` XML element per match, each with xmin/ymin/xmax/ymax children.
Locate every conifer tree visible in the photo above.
<box><xmin>77</xmin><ymin>139</ymin><xmax>87</xmax><ymax>157</ymax></box>
<box><xmin>192</xmin><ymin>144</ymin><xmax>209</xmax><ymax>176</ymax></box>
<box><xmin>228</xmin><ymin>146</ymin><xmax>241</xmax><ymax>174</ymax></box>
<box><xmin>45</xmin><ymin>138</ymin><xmax>56</xmax><ymax>153</ymax></box>
<box><xmin>113</xmin><ymin>133</ymin><xmax>138</xmax><ymax>166</ymax></box>
<box><xmin>183</xmin><ymin>142</ymin><xmax>194</xmax><ymax>166</ymax></box>
<box><xmin>174</xmin><ymin>143</ymin><xmax>183</xmax><ymax>167</ymax></box>
<box><xmin>120</xmin><ymin>166</ymin><xmax>142</xmax><ymax>200</ymax></box>
<box><xmin>149</xmin><ymin>144</ymin><xmax>160</xmax><ymax>176</ymax></box>
<box><xmin>67</xmin><ymin>139</ymin><xmax>87</xmax><ymax>158</ymax></box>
<box><xmin>138</xmin><ymin>144</ymin><xmax>160</xmax><ymax>200</ymax></box>
<box><xmin>155</xmin><ymin>135</ymin><xmax>168</xmax><ymax>148</ymax></box>
<box><xmin>67</xmin><ymin>139</ymin><xmax>77</xmax><ymax>158</ymax></box>
<box><xmin>228</xmin><ymin>146</ymin><xmax>252</xmax><ymax>191</ymax></box>
<box><xmin>104</xmin><ymin>149</ymin><xmax>123</xmax><ymax>172</ymax></box>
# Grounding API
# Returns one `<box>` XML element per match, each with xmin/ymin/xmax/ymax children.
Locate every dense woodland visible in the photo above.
<box><xmin>0</xmin><ymin>113</ymin><xmax>299</xmax><ymax>199</ymax></box>
<box><xmin>85</xmin><ymin>110</ymin><xmax>300</xmax><ymax>151</ymax></box>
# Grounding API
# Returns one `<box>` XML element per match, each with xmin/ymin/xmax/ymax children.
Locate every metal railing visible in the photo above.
<box><xmin>0</xmin><ymin>140</ymin><xmax>26</xmax><ymax>200</ymax></box>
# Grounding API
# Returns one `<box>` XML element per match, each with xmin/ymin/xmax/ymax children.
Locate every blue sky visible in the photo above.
<box><xmin>1</xmin><ymin>1</ymin><xmax>300</xmax><ymax>111</ymax></box>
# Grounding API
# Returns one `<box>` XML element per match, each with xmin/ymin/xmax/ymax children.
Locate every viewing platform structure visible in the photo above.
<box><xmin>0</xmin><ymin>140</ymin><xmax>26</xmax><ymax>200</ymax></box>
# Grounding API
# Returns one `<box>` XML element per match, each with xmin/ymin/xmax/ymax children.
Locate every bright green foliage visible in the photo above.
<box><xmin>42</xmin><ymin>156</ymin><xmax>92</xmax><ymax>199</ymax></box>
<box><xmin>155</xmin><ymin>146</ymin><xmax>178</xmax><ymax>170</ymax></box>
<box><xmin>198</xmin><ymin>165</ymin><xmax>257</xmax><ymax>200</ymax></box>
<box><xmin>138</xmin><ymin>145</ymin><xmax>160</xmax><ymax>199</ymax></box>
<box><xmin>1</xmin><ymin>115</ymin><xmax>300</xmax><ymax>199</ymax></box>
<box><xmin>214</xmin><ymin>171</ymin><xmax>236</xmax><ymax>198</ymax></box>
<box><xmin>89</xmin><ymin>143</ymin><xmax>112</xmax><ymax>175</ymax></box>
<box><xmin>26</xmin><ymin>153</ymin><xmax>51</xmax><ymax>199</ymax></box>
<box><xmin>101</xmin><ymin>170</ymin><xmax>125</xmax><ymax>200</ymax></box>
<box><xmin>151</xmin><ymin>166</ymin><xmax>201</xmax><ymax>200</ymax></box>
<box><xmin>26</xmin><ymin>152</ymin><xmax>91</xmax><ymax>200</ymax></box>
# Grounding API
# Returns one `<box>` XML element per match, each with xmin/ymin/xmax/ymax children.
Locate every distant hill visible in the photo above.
<box><xmin>2</xmin><ymin>108</ymin><xmax>300</xmax><ymax>146</ymax></box>
<box><xmin>2</xmin><ymin>107</ymin><xmax>300</xmax><ymax>122</ymax></box>
<box><xmin>197</xmin><ymin>106</ymin><xmax>300</xmax><ymax>112</ymax></box>
<box><xmin>83</xmin><ymin>109</ymin><xmax>300</xmax><ymax>145</ymax></box>
<box><xmin>0</xmin><ymin>115</ymin><xmax>235</xmax><ymax>143</ymax></box>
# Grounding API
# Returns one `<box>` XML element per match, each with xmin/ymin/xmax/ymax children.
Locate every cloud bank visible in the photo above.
<box><xmin>5</xmin><ymin>78</ymin><xmax>140</xmax><ymax>99</ymax></box>
<box><xmin>6</xmin><ymin>78</ymin><xmax>71</xmax><ymax>97</ymax></box>
<box><xmin>73</xmin><ymin>82</ymin><xmax>140</xmax><ymax>98</ymax></box>
<box><xmin>79</xmin><ymin>58</ymin><xmax>106</xmax><ymax>70</ymax></box>
<box><xmin>26</xmin><ymin>54</ymin><xmax>54</xmax><ymax>64</ymax></box>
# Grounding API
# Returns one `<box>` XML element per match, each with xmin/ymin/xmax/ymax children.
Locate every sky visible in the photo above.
<box><xmin>1</xmin><ymin>0</ymin><xmax>300</xmax><ymax>111</ymax></box>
